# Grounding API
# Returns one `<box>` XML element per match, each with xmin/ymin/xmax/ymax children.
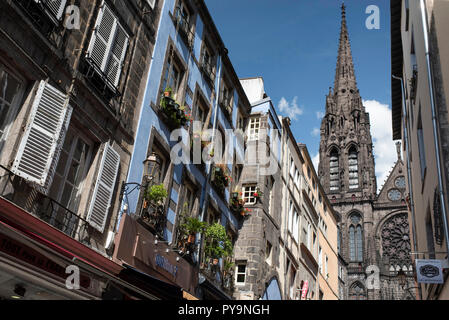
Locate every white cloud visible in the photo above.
<box><xmin>278</xmin><ymin>96</ymin><xmax>304</xmax><ymax>120</ymax></box>
<box><xmin>316</xmin><ymin>111</ymin><xmax>325</xmax><ymax>120</ymax></box>
<box><xmin>312</xmin><ymin>153</ymin><xmax>320</xmax><ymax>172</ymax></box>
<box><xmin>363</xmin><ymin>99</ymin><xmax>399</xmax><ymax>192</ymax></box>
<box><xmin>311</xmin><ymin>127</ymin><xmax>320</xmax><ymax>137</ymax></box>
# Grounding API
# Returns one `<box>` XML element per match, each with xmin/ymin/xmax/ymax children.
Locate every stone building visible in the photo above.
<box><xmin>391</xmin><ymin>0</ymin><xmax>449</xmax><ymax>300</ymax></box>
<box><xmin>0</xmin><ymin>0</ymin><xmax>170</xmax><ymax>299</ymax></box>
<box><xmin>232</xmin><ymin>77</ymin><xmax>283</xmax><ymax>300</ymax></box>
<box><xmin>318</xmin><ymin>4</ymin><xmax>414</xmax><ymax>300</ymax></box>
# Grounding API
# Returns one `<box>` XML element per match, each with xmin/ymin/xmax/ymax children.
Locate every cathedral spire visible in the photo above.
<box><xmin>334</xmin><ymin>3</ymin><xmax>357</xmax><ymax>93</ymax></box>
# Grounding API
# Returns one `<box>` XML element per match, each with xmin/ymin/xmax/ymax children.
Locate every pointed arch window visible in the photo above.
<box><xmin>348</xmin><ymin>146</ymin><xmax>359</xmax><ymax>189</ymax></box>
<box><xmin>349</xmin><ymin>214</ymin><xmax>363</xmax><ymax>262</ymax></box>
<box><xmin>329</xmin><ymin>148</ymin><xmax>339</xmax><ymax>191</ymax></box>
<box><xmin>349</xmin><ymin>282</ymin><xmax>366</xmax><ymax>300</ymax></box>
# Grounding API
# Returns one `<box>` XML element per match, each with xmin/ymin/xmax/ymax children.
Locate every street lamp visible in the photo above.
<box><xmin>143</xmin><ymin>152</ymin><xmax>160</xmax><ymax>183</ymax></box>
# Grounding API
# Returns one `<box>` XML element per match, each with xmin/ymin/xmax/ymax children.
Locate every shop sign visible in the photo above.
<box><xmin>155</xmin><ymin>254</ymin><xmax>178</xmax><ymax>277</ymax></box>
<box><xmin>416</xmin><ymin>259</ymin><xmax>444</xmax><ymax>284</ymax></box>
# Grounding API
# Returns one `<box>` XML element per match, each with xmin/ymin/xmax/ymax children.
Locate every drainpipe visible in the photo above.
<box><xmin>392</xmin><ymin>74</ymin><xmax>422</xmax><ymax>300</ymax></box>
<box><xmin>419</xmin><ymin>0</ymin><xmax>449</xmax><ymax>268</ymax></box>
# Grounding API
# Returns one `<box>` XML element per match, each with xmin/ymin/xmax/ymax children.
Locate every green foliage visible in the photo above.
<box><xmin>181</xmin><ymin>216</ymin><xmax>207</xmax><ymax>235</ymax></box>
<box><xmin>203</xmin><ymin>222</ymin><xmax>233</xmax><ymax>260</ymax></box>
<box><xmin>145</xmin><ymin>184</ymin><xmax>168</xmax><ymax>205</ymax></box>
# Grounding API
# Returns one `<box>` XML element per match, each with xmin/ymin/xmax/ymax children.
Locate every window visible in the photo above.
<box><xmin>329</xmin><ymin>149</ymin><xmax>339</xmax><ymax>191</ymax></box>
<box><xmin>417</xmin><ymin>109</ymin><xmax>426</xmax><ymax>180</ymax></box>
<box><xmin>195</xmin><ymin>96</ymin><xmax>209</xmax><ymax>130</ymax></box>
<box><xmin>243</xmin><ymin>184</ymin><xmax>257</xmax><ymax>205</ymax></box>
<box><xmin>48</xmin><ymin>128</ymin><xmax>93</xmax><ymax>214</ymax></box>
<box><xmin>161</xmin><ymin>48</ymin><xmax>184</xmax><ymax>100</ymax></box>
<box><xmin>200</xmin><ymin>40</ymin><xmax>216</xmax><ymax>85</ymax></box>
<box><xmin>247</xmin><ymin>117</ymin><xmax>260</xmax><ymax>141</ymax></box>
<box><xmin>294</xmin><ymin>169</ymin><xmax>300</xmax><ymax>187</ymax></box>
<box><xmin>236</xmin><ymin>110</ymin><xmax>244</xmax><ymax>131</ymax></box>
<box><xmin>349</xmin><ymin>282</ymin><xmax>366</xmax><ymax>300</ymax></box>
<box><xmin>319</xmin><ymin>290</ymin><xmax>324</xmax><ymax>300</ymax></box>
<box><xmin>289</xmin><ymin>266</ymin><xmax>296</xmax><ymax>299</ymax></box>
<box><xmin>348</xmin><ymin>146</ymin><xmax>359</xmax><ymax>189</ymax></box>
<box><xmin>151</xmin><ymin>143</ymin><xmax>169</xmax><ymax>186</ymax></box>
<box><xmin>206</xmin><ymin>206</ymin><xmax>220</xmax><ymax>225</ymax></box>
<box><xmin>233</xmin><ymin>164</ymin><xmax>243</xmax><ymax>186</ymax></box>
<box><xmin>183</xmin><ymin>182</ymin><xmax>196</xmax><ymax>217</ymax></box>
<box><xmin>86</xmin><ymin>3</ymin><xmax>130</xmax><ymax>88</ymax></box>
<box><xmin>288</xmin><ymin>201</ymin><xmax>294</xmax><ymax>233</ymax></box>
<box><xmin>293</xmin><ymin>209</ymin><xmax>299</xmax><ymax>242</ymax></box>
<box><xmin>290</xmin><ymin>158</ymin><xmax>295</xmax><ymax>177</ymax></box>
<box><xmin>266</xmin><ymin>241</ymin><xmax>272</xmax><ymax>265</ymax></box>
<box><xmin>325</xmin><ymin>255</ymin><xmax>328</xmax><ymax>277</ymax></box>
<box><xmin>236</xmin><ymin>263</ymin><xmax>246</xmax><ymax>284</ymax></box>
<box><xmin>220</xmin><ymin>77</ymin><xmax>233</xmax><ymax>115</ymax></box>
<box><xmin>312</xmin><ymin>233</ymin><xmax>316</xmax><ymax>252</ymax></box>
<box><xmin>349</xmin><ymin>214</ymin><xmax>363</xmax><ymax>262</ymax></box>
<box><xmin>319</xmin><ymin>247</ymin><xmax>323</xmax><ymax>274</ymax></box>
<box><xmin>0</xmin><ymin>65</ymin><xmax>23</xmax><ymax>154</ymax></box>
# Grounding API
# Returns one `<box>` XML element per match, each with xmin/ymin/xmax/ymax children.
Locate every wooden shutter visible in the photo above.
<box><xmin>105</xmin><ymin>24</ymin><xmax>129</xmax><ymax>87</ymax></box>
<box><xmin>12</xmin><ymin>81</ymin><xmax>70</xmax><ymax>186</ymax></box>
<box><xmin>86</xmin><ymin>3</ymin><xmax>117</xmax><ymax>72</ymax></box>
<box><xmin>86</xmin><ymin>143</ymin><xmax>120</xmax><ymax>233</ymax></box>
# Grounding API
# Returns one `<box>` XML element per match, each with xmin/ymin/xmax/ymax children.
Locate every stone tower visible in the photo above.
<box><xmin>318</xmin><ymin>4</ymin><xmax>414</xmax><ymax>300</ymax></box>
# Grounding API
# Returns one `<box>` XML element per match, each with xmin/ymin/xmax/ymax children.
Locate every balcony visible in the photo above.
<box><xmin>200</xmin><ymin>257</ymin><xmax>234</xmax><ymax>297</ymax></box>
<box><xmin>211</xmin><ymin>164</ymin><xmax>231</xmax><ymax>197</ymax></box>
<box><xmin>172</xmin><ymin>7</ymin><xmax>194</xmax><ymax>51</ymax></box>
<box><xmin>14</xmin><ymin>0</ymin><xmax>64</xmax><ymax>47</ymax></box>
<box><xmin>158</xmin><ymin>94</ymin><xmax>190</xmax><ymax>130</ymax></box>
<box><xmin>0</xmin><ymin>165</ymin><xmax>92</xmax><ymax>246</ymax></box>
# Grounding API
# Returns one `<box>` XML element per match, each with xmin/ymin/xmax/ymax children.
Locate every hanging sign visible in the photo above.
<box><xmin>416</xmin><ymin>259</ymin><xmax>444</xmax><ymax>284</ymax></box>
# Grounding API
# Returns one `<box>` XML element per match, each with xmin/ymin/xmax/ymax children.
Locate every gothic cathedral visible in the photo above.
<box><xmin>318</xmin><ymin>4</ymin><xmax>415</xmax><ymax>300</ymax></box>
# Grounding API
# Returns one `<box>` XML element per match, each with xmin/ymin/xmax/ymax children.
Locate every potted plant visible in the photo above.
<box><xmin>145</xmin><ymin>183</ymin><xmax>168</xmax><ymax>206</ymax></box>
<box><xmin>203</xmin><ymin>222</ymin><xmax>233</xmax><ymax>266</ymax></box>
<box><xmin>254</xmin><ymin>187</ymin><xmax>263</xmax><ymax>201</ymax></box>
<box><xmin>164</xmin><ymin>87</ymin><xmax>173</xmax><ymax>97</ymax></box>
<box><xmin>180</xmin><ymin>216</ymin><xmax>206</xmax><ymax>244</ymax></box>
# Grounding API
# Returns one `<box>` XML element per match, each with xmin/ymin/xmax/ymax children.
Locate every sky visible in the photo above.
<box><xmin>206</xmin><ymin>0</ymin><xmax>399</xmax><ymax>192</ymax></box>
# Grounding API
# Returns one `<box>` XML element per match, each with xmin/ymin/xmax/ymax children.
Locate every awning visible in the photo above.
<box><xmin>119</xmin><ymin>263</ymin><xmax>184</xmax><ymax>300</ymax></box>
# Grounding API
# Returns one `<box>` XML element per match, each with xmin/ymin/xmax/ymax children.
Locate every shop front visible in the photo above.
<box><xmin>114</xmin><ymin>213</ymin><xmax>199</xmax><ymax>300</ymax></box>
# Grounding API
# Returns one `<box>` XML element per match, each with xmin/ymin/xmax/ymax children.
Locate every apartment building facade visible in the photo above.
<box><xmin>391</xmin><ymin>0</ymin><xmax>449</xmax><ymax>300</ymax></box>
<box><xmin>0</xmin><ymin>0</ymin><xmax>169</xmax><ymax>300</ymax></box>
<box><xmin>112</xmin><ymin>0</ymin><xmax>253</xmax><ymax>300</ymax></box>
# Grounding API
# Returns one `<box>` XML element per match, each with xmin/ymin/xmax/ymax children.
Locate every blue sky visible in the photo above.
<box><xmin>206</xmin><ymin>0</ymin><xmax>398</xmax><ymax>191</ymax></box>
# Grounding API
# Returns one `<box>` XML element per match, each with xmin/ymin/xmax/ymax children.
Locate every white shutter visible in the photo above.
<box><xmin>147</xmin><ymin>0</ymin><xmax>156</xmax><ymax>10</ymax></box>
<box><xmin>34</xmin><ymin>0</ymin><xmax>67</xmax><ymax>20</ymax></box>
<box><xmin>86</xmin><ymin>3</ymin><xmax>117</xmax><ymax>72</ymax></box>
<box><xmin>41</xmin><ymin>104</ymin><xmax>73</xmax><ymax>194</ymax></box>
<box><xmin>86</xmin><ymin>143</ymin><xmax>120</xmax><ymax>233</ymax></box>
<box><xmin>12</xmin><ymin>81</ymin><xmax>69</xmax><ymax>186</ymax></box>
<box><xmin>105</xmin><ymin>24</ymin><xmax>129</xmax><ymax>87</ymax></box>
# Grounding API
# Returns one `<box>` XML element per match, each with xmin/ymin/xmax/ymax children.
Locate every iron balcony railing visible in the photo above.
<box><xmin>200</xmin><ymin>55</ymin><xmax>216</xmax><ymax>86</ymax></box>
<box><xmin>14</xmin><ymin>0</ymin><xmax>64</xmax><ymax>47</ymax></box>
<box><xmin>200</xmin><ymin>256</ymin><xmax>234</xmax><ymax>296</ymax></box>
<box><xmin>0</xmin><ymin>165</ymin><xmax>92</xmax><ymax>245</ymax></box>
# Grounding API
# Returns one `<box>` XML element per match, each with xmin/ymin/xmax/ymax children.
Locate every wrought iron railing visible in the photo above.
<box><xmin>14</xmin><ymin>0</ymin><xmax>64</xmax><ymax>47</ymax></box>
<box><xmin>409</xmin><ymin>65</ymin><xmax>418</xmax><ymax>103</ymax></box>
<box><xmin>138</xmin><ymin>198</ymin><xmax>167</xmax><ymax>239</ymax></box>
<box><xmin>81</xmin><ymin>56</ymin><xmax>121</xmax><ymax>103</ymax></box>
<box><xmin>200</xmin><ymin>257</ymin><xmax>234</xmax><ymax>295</ymax></box>
<box><xmin>0</xmin><ymin>165</ymin><xmax>92</xmax><ymax>244</ymax></box>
